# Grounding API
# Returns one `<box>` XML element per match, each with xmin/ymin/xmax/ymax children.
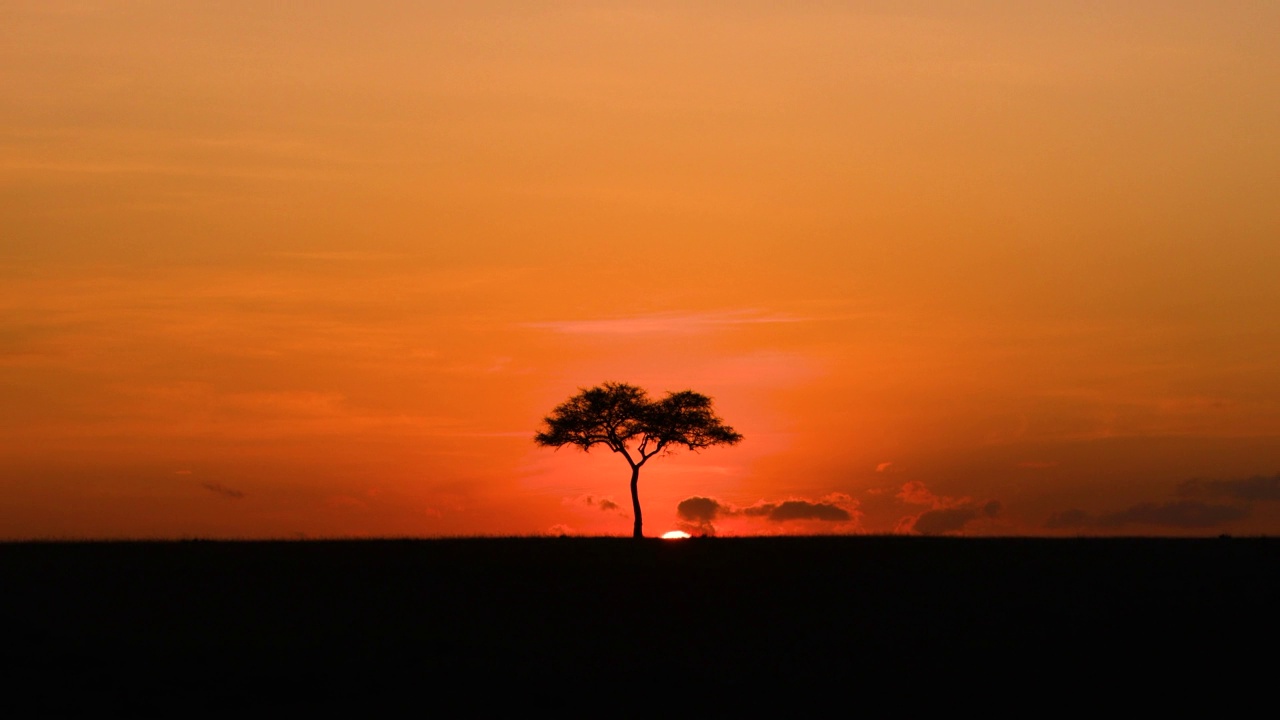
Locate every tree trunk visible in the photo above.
<box><xmin>630</xmin><ymin>465</ymin><xmax>643</xmax><ymax>538</ymax></box>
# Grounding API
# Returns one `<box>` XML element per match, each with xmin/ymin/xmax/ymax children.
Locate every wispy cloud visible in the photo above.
<box><xmin>1046</xmin><ymin>501</ymin><xmax>1248</xmax><ymax>530</ymax></box>
<box><xmin>524</xmin><ymin>310</ymin><xmax>806</xmax><ymax>336</ymax></box>
<box><xmin>892</xmin><ymin>481</ymin><xmax>1002</xmax><ymax>535</ymax></box>
<box><xmin>1177</xmin><ymin>474</ymin><xmax>1280</xmax><ymax>502</ymax></box>
<box><xmin>201</xmin><ymin>482</ymin><xmax>245</xmax><ymax>500</ymax></box>
<box><xmin>1046</xmin><ymin>473</ymin><xmax>1278</xmax><ymax>532</ymax></box>
<box><xmin>565</xmin><ymin>495</ymin><xmax>624</xmax><ymax>515</ymax></box>
<box><xmin>269</xmin><ymin>251</ymin><xmax>410</xmax><ymax>262</ymax></box>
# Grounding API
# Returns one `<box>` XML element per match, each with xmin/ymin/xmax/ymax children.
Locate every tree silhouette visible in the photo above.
<box><xmin>535</xmin><ymin>382</ymin><xmax>742</xmax><ymax>538</ymax></box>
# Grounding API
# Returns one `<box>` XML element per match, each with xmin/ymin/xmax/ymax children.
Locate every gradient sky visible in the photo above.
<box><xmin>4</xmin><ymin>1</ymin><xmax>1279</xmax><ymax>538</ymax></box>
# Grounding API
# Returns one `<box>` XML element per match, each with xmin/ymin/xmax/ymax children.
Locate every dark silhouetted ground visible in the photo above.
<box><xmin>2</xmin><ymin>536</ymin><xmax>1274</xmax><ymax>711</ymax></box>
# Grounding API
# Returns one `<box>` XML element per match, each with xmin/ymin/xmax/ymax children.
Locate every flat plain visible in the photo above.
<box><xmin>2</xmin><ymin>536</ymin><xmax>1274</xmax><ymax>711</ymax></box>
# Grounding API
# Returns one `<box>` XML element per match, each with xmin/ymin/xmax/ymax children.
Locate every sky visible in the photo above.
<box><xmin>3</xmin><ymin>1</ymin><xmax>1279</xmax><ymax>538</ymax></box>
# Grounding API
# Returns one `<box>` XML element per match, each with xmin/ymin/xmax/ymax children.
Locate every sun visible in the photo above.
<box><xmin>661</xmin><ymin>531</ymin><xmax>691</xmax><ymax>539</ymax></box>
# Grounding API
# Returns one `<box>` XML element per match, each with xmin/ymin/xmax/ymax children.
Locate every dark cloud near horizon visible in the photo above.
<box><xmin>889</xmin><ymin>481</ymin><xmax>1002</xmax><ymax>536</ymax></box>
<box><xmin>678</xmin><ymin>496</ymin><xmax>851</xmax><ymax>524</ymax></box>
<box><xmin>1044</xmin><ymin>509</ymin><xmax>1091</xmax><ymax>529</ymax></box>
<box><xmin>1047</xmin><ymin>500</ymin><xmax>1248</xmax><ymax>529</ymax></box>
<box><xmin>912</xmin><ymin>500</ymin><xmax>1001</xmax><ymax>536</ymax></box>
<box><xmin>676</xmin><ymin>495</ymin><xmax>855</xmax><ymax>535</ymax></box>
<box><xmin>749</xmin><ymin>500</ymin><xmax>851</xmax><ymax>522</ymax></box>
<box><xmin>1047</xmin><ymin>474</ymin><xmax>1275</xmax><ymax>530</ymax></box>
<box><xmin>675</xmin><ymin>496</ymin><xmax>726</xmax><ymax>536</ymax></box>
<box><xmin>677</xmin><ymin>496</ymin><xmax>727</xmax><ymax>523</ymax></box>
<box><xmin>1177</xmin><ymin>473</ymin><xmax>1280</xmax><ymax>502</ymax></box>
<box><xmin>201</xmin><ymin>482</ymin><xmax>244</xmax><ymax>499</ymax></box>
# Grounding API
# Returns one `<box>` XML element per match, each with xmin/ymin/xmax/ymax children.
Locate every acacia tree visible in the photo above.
<box><xmin>535</xmin><ymin>382</ymin><xmax>742</xmax><ymax>538</ymax></box>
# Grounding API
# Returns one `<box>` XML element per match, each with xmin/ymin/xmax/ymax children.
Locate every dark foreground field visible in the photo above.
<box><xmin>2</xmin><ymin>536</ymin><xmax>1276</xmax><ymax>711</ymax></box>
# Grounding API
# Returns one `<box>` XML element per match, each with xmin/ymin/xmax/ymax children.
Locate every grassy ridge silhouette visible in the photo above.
<box><xmin>2</xmin><ymin>536</ymin><xmax>1275</xmax><ymax>710</ymax></box>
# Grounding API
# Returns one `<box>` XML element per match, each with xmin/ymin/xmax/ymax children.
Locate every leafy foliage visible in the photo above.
<box><xmin>535</xmin><ymin>382</ymin><xmax>742</xmax><ymax>468</ymax></box>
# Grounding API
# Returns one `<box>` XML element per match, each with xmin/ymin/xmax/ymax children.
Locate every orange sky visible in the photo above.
<box><xmin>3</xmin><ymin>2</ymin><xmax>1279</xmax><ymax>538</ymax></box>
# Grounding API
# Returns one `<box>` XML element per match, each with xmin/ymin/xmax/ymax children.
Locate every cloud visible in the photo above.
<box><xmin>1046</xmin><ymin>501</ymin><xmax>1249</xmax><ymax>530</ymax></box>
<box><xmin>896</xmin><ymin>480</ymin><xmax>939</xmax><ymax>507</ymax></box>
<box><xmin>912</xmin><ymin>501</ymin><xmax>1002</xmax><ymax>536</ymax></box>
<box><xmin>675</xmin><ymin>496</ymin><xmax>731</xmax><ymax>536</ymax></box>
<box><xmin>566</xmin><ymin>495</ymin><xmax>624</xmax><ymax>514</ymax></box>
<box><xmin>1097</xmin><ymin>501</ymin><xmax>1248</xmax><ymax>528</ymax></box>
<box><xmin>743</xmin><ymin>500</ymin><xmax>852</xmax><ymax>522</ymax></box>
<box><xmin>677</xmin><ymin>496</ymin><xmax>728</xmax><ymax>523</ymax></box>
<box><xmin>270</xmin><ymin>251</ymin><xmax>408</xmax><ymax>262</ymax></box>
<box><xmin>1044</xmin><ymin>509</ymin><xmax>1092</xmax><ymax>529</ymax></box>
<box><xmin>524</xmin><ymin>310</ymin><xmax>805</xmax><ymax>336</ymax></box>
<box><xmin>1177</xmin><ymin>474</ymin><xmax>1280</xmax><ymax>502</ymax></box>
<box><xmin>1048</xmin><ymin>473</ymin><xmax>1277</xmax><ymax>531</ymax></box>
<box><xmin>891</xmin><ymin>482</ymin><xmax>1000</xmax><ymax>535</ymax></box>
<box><xmin>676</xmin><ymin>494</ymin><xmax>858</xmax><ymax>535</ymax></box>
<box><xmin>201</xmin><ymin>482</ymin><xmax>245</xmax><ymax>499</ymax></box>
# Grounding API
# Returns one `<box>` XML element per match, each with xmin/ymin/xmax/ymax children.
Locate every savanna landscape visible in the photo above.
<box><xmin>5</xmin><ymin>535</ymin><xmax>1276</xmax><ymax>710</ymax></box>
<box><xmin>4</xmin><ymin>3</ymin><xmax>1280</xmax><ymax>711</ymax></box>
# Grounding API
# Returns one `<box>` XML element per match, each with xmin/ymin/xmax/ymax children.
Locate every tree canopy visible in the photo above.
<box><xmin>535</xmin><ymin>382</ymin><xmax>742</xmax><ymax>537</ymax></box>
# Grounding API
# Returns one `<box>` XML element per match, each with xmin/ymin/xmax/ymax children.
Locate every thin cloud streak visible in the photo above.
<box><xmin>1178</xmin><ymin>474</ymin><xmax>1280</xmax><ymax>502</ymax></box>
<box><xmin>1046</xmin><ymin>501</ymin><xmax>1248</xmax><ymax>530</ymax></box>
<box><xmin>524</xmin><ymin>310</ymin><xmax>808</xmax><ymax>336</ymax></box>
<box><xmin>201</xmin><ymin>482</ymin><xmax>245</xmax><ymax>500</ymax></box>
<box><xmin>269</xmin><ymin>251</ymin><xmax>411</xmax><ymax>262</ymax></box>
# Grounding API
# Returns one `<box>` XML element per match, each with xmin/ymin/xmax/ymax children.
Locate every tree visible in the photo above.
<box><xmin>535</xmin><ymin>382</ymin><xmax>742</xmax><ymax>538</ymax></box>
